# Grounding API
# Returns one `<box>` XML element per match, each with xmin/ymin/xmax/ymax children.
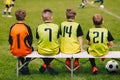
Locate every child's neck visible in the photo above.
<box><xmin>67</xmin><ymin>19</ymin><xmax>74</xmax><ymax>22</ymax></box>
<box><xmin>44</xmin><ymin>20</ymin><xmax>52</xmax><ymax>23</ymax></box>
<box><xmin>17</xmin><ymin>20</ymin><xmax>25</xmax><ymax>23</ymax></box>
<box><xmin>95</xmin><ymin>25</ymin><xmax>102</xmax><ymax>28</ymax></box>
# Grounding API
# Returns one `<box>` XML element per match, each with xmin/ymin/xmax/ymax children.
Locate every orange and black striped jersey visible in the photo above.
<box><xmin>8</xmin><ymin>23</ymin><xmax>33</xmax><ymax>57</ymax></box>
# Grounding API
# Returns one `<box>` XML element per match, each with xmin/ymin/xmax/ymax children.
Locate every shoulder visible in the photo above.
<box><xmin>61</xmin><ymin>21</ymin><xmax>79</xmax><ymax>25</ymax></box>
<box><xmin>101</xmin><ymin>28</ymin><xmax>109</xmax><ymax>32</ymax></box>
<box><xmin>89</xmin><ymin>28</ymin><xmax>95</xmax><ymax>31</ymax></box>
<box><xmin>10</xmin><ymin>23</ymin><xmax>16</xmax><ymax>28</ymax></box>
<box><xmin>9</xmin><ymin>23</ymin><xmax>16</xmax><ymax>32</ymax></box>
<box><xmin>61</xmin><ymin>21</ymin><xmax>66</xmax><ymax>25</ymax></box>
<box><xmin>102</xmin><ymin>27</ymin><xmax>108</xmax><ymax>30</ymax></box>
<box><xmin>23</xmin><ymin>23</ymin><xmax>31</xmax><ymax>29</ymax></box>
<box><xmin>24</xmin><ymin>23</ymin><xmax>30</xmax><ymax>27</ymax></box>
<box><xmin>37</xmin><ymin>23</ymin><xmax>44</xmax><ymax>28</ymax></box>
<box><xmin>61</xmin><ymin>21</ymin><xmax>66</xmax><ymax>23</ymax></box>
<box><xmin>38</xmin><ymin>23</ymin><xmax>59</xmax><ymax>28</ymax></box>
<box><xmin>51</xmin><ymin>23</ymin><xmax>59</xmax><ymax>26</ymax></box>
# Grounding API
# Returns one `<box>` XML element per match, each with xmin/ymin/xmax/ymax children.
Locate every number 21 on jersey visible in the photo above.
<box><xmin>92</xmin><ymin>31</ymin><xmax>104</xmax><ymax>43</ymax></box>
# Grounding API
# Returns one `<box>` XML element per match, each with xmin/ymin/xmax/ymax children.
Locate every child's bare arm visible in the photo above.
<box><xmin>78</xmin><ymin>36</ymin><xmax>85</xmax><ymax>52</ymax></box>
<box><xmin>86</xmin><ymin>40</ymin><xmax>90</xmax><ymax>45</ymax></box>
<box><xmin>107</xmin><ymin>41</ymin><xmax>114</xmax><ymax>47</ymax></box>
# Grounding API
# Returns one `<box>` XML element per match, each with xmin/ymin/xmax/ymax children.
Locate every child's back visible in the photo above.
<box><xmin>37</xmin><ymin>22</ymin><xmax>59</xmax><ymax>56</ymax></box>
<box><xmin>60</xmin><ymin>21</ymin><xmax>83</xmax><ymax>54</ymax></box>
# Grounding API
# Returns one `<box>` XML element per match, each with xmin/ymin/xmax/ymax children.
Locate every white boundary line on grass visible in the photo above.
<box><xmin>88</xmin><ymin>1</ymin><xmax>120</xmax><ymax>20</ymax></box>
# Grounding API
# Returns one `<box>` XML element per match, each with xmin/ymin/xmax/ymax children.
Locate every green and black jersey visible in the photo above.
<box><xmin>86</xmin><ymin>27</ymin><xmax>114</xmax><ymax>57</ymax></box>
<box><xmin>36</xmin><ymin>22</ymin><xmax>60</xmax><ymax>56</ymax></box>
<box><xmin>60</xmin><ymin>21</ymin><xmax>83</xmax><ymax>54</ymax></box>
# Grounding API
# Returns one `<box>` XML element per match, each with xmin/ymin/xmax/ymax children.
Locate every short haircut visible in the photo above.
<box><xmin>66</xmin><ymin>8</ymin><xmax>76</xmax><ymax>19</ymax></box>
<box><xmin>42</xmin><ymin>8</ymin><xmax>52</xmax><ymax>21</ymax></box>
<box><xmin>15</xmin><ymin>9</ymin><xmax>26</xmax><ymax>21</ymax></box>
<box><xmin>93</xmin><ymin>14</ymin><xmax>103</xmax><ymax>25</ymax></box>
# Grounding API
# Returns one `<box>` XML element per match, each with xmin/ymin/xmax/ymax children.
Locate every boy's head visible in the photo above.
<box><xmin>66</xmin><ymin>8</ymin><xmax>76</xmax><ymax>20</ymax></box>
<box><xmin>15</xmin><ymin>9</ymin><xmax>26</xmax><ymax>21</ymax></box>
<box><xmin>93</xmin><ymin>14</ymin><xmax>103</xmax><ymax>26</ymax></box>
<box><xmin>42</xmin><ymin>8</ymin><xmax>53</xmax><ymax>22</ymax></box>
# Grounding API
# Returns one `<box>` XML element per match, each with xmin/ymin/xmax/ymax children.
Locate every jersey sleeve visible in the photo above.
<box><xmin>86</xmin><ymin>30</ymin><xmax>90</xmax><ymax>41</ymax></box>
<box><xmin>108</xmin><ymin>30</ymin><xmax>114</xmax><ymax>41</ymax></box>
<box><xmin>57</xmin><ymin>27</ymin><xmax>61</xmax><ymax>38</ymax></box>
<box><xmin>24</xmin><ymin>24</ymin><xmax>33</xmax><ymax>46</ymax></box>
<box><xmin>77</xmin><ymin>24</ymin><xmax>84</xmax><ymax>37</ymax></box>
<box><xmin>36</xmin><ymin>27</ymin><xmax>39</xmax><ymax>39</ymax></box>
<box><xmin>59</xmin><ymin>25</ymin><xmax>62</xmax><ymax>35</ymax></box>
<box><xmin>8</xmin><ymin>30</ymin><xmax>12</xmax><ymax>45</ymax></box>
<box><xmin>8</xmin><ymin>24</ymin><xmax>15</xmax><ymax>45</ymax></box>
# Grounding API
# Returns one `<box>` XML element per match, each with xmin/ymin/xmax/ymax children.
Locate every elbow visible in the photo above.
<box><xmin>108</xmin><ymin>41</ymin><xmax>114</xmax><ymax>47</ymax></box>
<box><xmin>86</xmin><ymin>40</ymin><xmax>90</xmax><ymax>45</ymax></box>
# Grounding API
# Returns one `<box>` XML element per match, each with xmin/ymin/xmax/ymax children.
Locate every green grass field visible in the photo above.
<box><xmin>0</xmin><ymin>0</ymin><xmax>120</xmax><ymax>80</ymax></box>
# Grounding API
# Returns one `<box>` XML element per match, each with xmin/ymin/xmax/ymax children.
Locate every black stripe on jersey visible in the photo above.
<box><xmin>77</xmin><ymin>24</ymin><xmax>84</xmax><ymax>37</ymax></box>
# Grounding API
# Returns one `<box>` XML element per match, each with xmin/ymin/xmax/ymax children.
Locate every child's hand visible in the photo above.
<box><xmin>80</xmin><ymin>49</ymin><xmax>85</xmax><ymax>52</ymax></box>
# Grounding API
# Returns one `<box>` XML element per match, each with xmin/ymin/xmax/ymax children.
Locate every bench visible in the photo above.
<box><xmin>16</xmin><ymin>51</ymin><xmax>120</xmax><ymax>77</ymax></box>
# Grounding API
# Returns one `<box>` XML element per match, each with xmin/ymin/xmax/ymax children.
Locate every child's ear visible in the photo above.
<box><xmin>102</xmin><ymin>20</ymin><xmax>104</xmax><ymax>24</ymax></box>
<box><xmin>74</xmin><ymin>16</ymin><xmax>76</xmax><ymax>19</ymax></box>
<box><xmin>50</xmin><ymin>16</ymin><xmax>53</xmax><ymax>21</ymax></box>
<box><xmin>51</xmin><ymin>16</ymin><xmax>53</xmax><ymax>19</ymax></box>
